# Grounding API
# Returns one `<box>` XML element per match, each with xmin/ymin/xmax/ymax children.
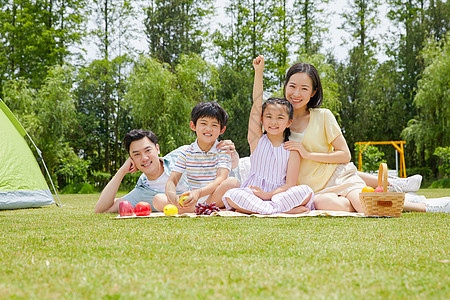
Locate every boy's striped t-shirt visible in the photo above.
<box><xmin>173</xmin><ymin>139</ymin><xmax>231</xmax><ymax>189</ymax></box>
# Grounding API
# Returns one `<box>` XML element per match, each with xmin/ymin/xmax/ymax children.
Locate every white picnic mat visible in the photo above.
<box><xmin>114</xmin><ymin>210</ymin><xmax>365</xmax><ymax>219</ymax></box>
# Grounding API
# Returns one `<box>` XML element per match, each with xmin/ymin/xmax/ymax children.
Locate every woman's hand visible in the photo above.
<box><xmin>249</xmin><ymin>186</ymin><xmax>272</xmax><ymax>200</ymax></box>
<box><xmin>217</xmin><ymin>139</ymin><xmax>236</xmax><ymax>153</ymax></box>
<box><xmin>284</xmin><ymin>141</ymin><xmax>310</xmax><ymax>159</ymax></box>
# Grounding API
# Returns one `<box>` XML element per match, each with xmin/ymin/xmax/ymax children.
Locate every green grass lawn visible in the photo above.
<box><xmin>1</xmin><ymin>190</ymin><xmax>449</xmax><ymax>299</ymax></box>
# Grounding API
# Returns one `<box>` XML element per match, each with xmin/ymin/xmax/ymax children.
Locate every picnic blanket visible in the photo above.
<box><xmin>114</xmin><ymin>210</ymin><xmax>365</xmax><ymax>219</ymax></box>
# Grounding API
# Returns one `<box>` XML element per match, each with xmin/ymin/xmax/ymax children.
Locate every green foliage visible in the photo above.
<box><xmin>61</xmin><ymin>183</ymin><xmax>95</xmax><ymax>194</ymax></box>
<box><xmin>406</xmin><ymin>166</ymin><xmax>433</xmax><ymax>185</ymax></box>
<box><xmin>74</xmin><ymin>56</ymin><xmax>134</xmax><ymax>173</ymax></box>
<box><xmin>145</xmin><ymin>0</ymin><xmax>213</xmax><ymax>67</ymax></box>
<box><xmin>430</xmin><ymin>178</ymin><xmax>450</xmax><ymax>189</ymax></box>
<box><xmin>55</xmin><ymin>143</ymin><xmax>90</xmax><ymax>187</ymax></box>
<box><xmin>402</xmin><ymin>33</ymin><xmax>450</xmax><ymax>163</ymax></box>
<box><xmin>119</xmin><ymin>172</ymin><xmax>142</xmax><ymax>192</ymax></box>
<box><xmin>217</xmin><ymin>65</ymin><xmax>254</xmax><ymax>157</ymax></box>
<box><xmin>354</xmin><ymin>145</ymin><xmax>387</xmax><ymax>172</ymax></box>
<box><xmin>2</xmin><ymin>78</ymin><xmax>36</xmax><ymax>129</ymax></box>
<box><xmin>90</xmin><ymin>0</ymin><xmax>136</xmax><ymax>60</ymax></box>
<box><xmin>293</xmin><ymin>0</ymin><xmax>330</xmax><ymax>56</ymax></box>
<box><xmin>0</xmin><ymin>0</ymin><xmax>87</xmax><ymax>94</ymax></box>
<box><xmin>127</xmin><ymin>54</ymin><xmax>219</xmax><ymax>154</ymax></box>
<box><xmin>434</xmin><ymin>146</ymin><xmax>450</xmax><ymax>178</ymax></box>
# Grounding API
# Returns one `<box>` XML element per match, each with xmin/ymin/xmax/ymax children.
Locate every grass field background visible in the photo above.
<box><xmin>0</xmin><ymin>189</ymin><xmax>449</xmax><ymax>299</ymax></box>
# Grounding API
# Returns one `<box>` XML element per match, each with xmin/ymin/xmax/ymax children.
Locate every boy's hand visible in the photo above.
<box><xmin>253</xmin><ymin>55</ymin><xmax>265</xmax><ymax>72</ymax></box>
<box><xmin>179</xmin><ymin>190</ymin><xmax>199</xmax><ymax>207</ymax></box>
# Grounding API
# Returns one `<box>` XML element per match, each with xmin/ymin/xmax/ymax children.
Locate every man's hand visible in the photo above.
<box><xmin>119</xmin><ymin>157</ymin><xmax>137</xmax><ymax>175</ymax></box>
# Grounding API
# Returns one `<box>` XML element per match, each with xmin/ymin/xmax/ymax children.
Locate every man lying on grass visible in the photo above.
<box><xmin>94</xmin><ymin>129</ymin><xmax>239</xmax><ymax>213</ymax></box>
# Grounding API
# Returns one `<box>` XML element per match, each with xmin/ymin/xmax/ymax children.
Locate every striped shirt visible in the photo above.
<box><xmin>173</xmin><ymin>139</ymin><xmax>231</xmax><ymax>189</ymax></box>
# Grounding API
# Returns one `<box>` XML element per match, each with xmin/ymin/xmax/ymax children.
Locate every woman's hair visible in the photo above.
<box><xmin>262</xmin><ymin>97</ymin><xmax>293</xmax><ymax>142</ymax></box>
<box><xmin>283</xmin><ymin>62</ymin><xmax>323</xmax><ymax>109</ymax></box>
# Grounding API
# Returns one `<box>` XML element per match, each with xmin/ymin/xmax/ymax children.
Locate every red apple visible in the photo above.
<box><xmin>374</xmin><ymin>186</ymin><xmax>384</xmax><ymax>192</ymax></box>
<box><xmin>119</xmin><ymin>200</ymin><xmax>135</xmax><ymax>217</ymax></box>
<box><xmin>135</xmin><ymin>201</ymin><xmax>151</xmax><ymax>216</ymax></box>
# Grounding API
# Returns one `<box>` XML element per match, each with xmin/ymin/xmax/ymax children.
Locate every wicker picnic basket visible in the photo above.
<box><xmin>360</xmin><ymin>163</ymin><xmax>405</xmax><ymax>217</ymax></box>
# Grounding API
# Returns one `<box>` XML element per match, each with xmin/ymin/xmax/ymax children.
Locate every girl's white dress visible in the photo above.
<box><xmin>223</xmin><ymin>135</ymin><xmax>314</xmax><ymax>214</ymax></box>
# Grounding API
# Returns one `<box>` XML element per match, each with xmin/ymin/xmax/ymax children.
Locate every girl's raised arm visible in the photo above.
<box><xmin>248</xmin><ymin>55</ymin><xmax>265</xmax><ymax>153</ymax></box>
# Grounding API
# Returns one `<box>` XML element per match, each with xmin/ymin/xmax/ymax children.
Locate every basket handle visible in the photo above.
<box><xmin>377</xmin><ymin>163</ymin><xmax>388</xmax><ymax>192</ymax></box>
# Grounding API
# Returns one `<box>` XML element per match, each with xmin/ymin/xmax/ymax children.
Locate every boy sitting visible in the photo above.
<box><xmin>153</xmin><ymin>102</ymin><xmax>240</xmax><ymax>213</ymax></box>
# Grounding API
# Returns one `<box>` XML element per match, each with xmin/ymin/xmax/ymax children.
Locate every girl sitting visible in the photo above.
<box><xmin>222</xmin><ymin>58</ymin><xmax>314</xmax><ymax>214</ymax></box>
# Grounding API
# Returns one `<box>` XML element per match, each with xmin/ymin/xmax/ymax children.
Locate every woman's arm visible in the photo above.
<box><xmin>284</xmin><ymin>134</ymin><xmax>351</xmax><ymax>164</ymax></box>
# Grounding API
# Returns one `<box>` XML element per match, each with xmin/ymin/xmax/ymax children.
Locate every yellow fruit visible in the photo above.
<box><xmin>179</xmin><ymin>195</ymin><xmax>189</xmax><ymax>206</ymax></box>
<box><xmin>164</xmin><ymin>204</ymin><xmax>178</xmax><ymax>216</ymax></box>
<box><xmin>362</xmin><ymin>186</ymin><xmax>375</xmax><ymax>193</ymax></box>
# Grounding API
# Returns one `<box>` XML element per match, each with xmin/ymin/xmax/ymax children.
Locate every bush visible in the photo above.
<box><xmin>119</xmin><ymin>172</ymin><xmax>142</xmax><ymax>192</ymax></box>
<box><xmin>433</xmin><ymin>146</ymin><xmax>450</xmax><ymax>178</ymax></box>
<box><xmin>91</xmin><ymin>171</ymin><xmax>111</xmax><ymax>188</ymax></box>
<box><xmin>354</xmin><ymin>145</ymin><xmax>387</xmax><ymax>172</ymax></box>
<box><xmin>405</xmin><ymin>166</ymin><xmax>434</xmax><ymax>188</ymax></box>
<box><xmin>62</xmin><ymin>183</ymin><xmax>95</xmax><ymax>194</ymax></box>
<box><xmin>430</xmin><ymin>178</ymin><xmax>450</xmax><ymax>189</ymax></box>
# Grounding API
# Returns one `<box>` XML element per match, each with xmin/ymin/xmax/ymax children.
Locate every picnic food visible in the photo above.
<box><xmin>164</xmin><ymin>204</ymin><xmax>178</xmax><ymax>216</ymax></box>
<box><xmin>135</xmin><ymin>201</ymin><xmax>151</xmax><ymax>216</ymax></box>
<box><xmin>179</xmin><ymin>195</ymin><xmax>189</xmax><ymax>206</ymax></box>
<box><xmin>119</xmin><ymin>200</ymin><xmax>135</xmax><ymax>217</ymax></box>
<box><xmin>195</xmin><ymin>202</ymin><xmax>220</xmax><ymax>215</ymax></box>
<box><xmin>362</xmin><ymin>186</ymin><xmax>375</xmax><ymax>193</ymax></box>
<box><xmin>374</xmin><ymin>186</ymin><xmax>384</xmax><ymax>192</ymax></box>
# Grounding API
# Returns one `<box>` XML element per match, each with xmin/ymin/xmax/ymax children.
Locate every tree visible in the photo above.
<box><xmin>292</xmin><ymin>0</ymin><xmax>329</xmax><ymax>56</ymax></box>
<box><xmin>402</xmin><ymin>34</ymin><xmax>450</xmax><ymax>166</ymax></box>
<box><xmin>2</xmin><ymin>65</ymin><xmax>81</xmax><ymax>188</ymax></box>
<box><xmin>90</xmin><ymin>0</ymin><xmax>137</xmax><ymax>60</ymax></box>
<box><xmin>145</xmin><ymin>0</ymin><xmax>213</xmax><ymax>67</ymax></box>
<box><xmin>338</xmin><ymin>0</ymin><xmax>380</xmax><ymax>154</ymax></box>
<box><xmin>74</xmin><ymin>56</ymin><xmax>134</xmax><ymax>174</ymax></box>
<box><xmin>386</xmin><ymin>1</ymin><xmax>449</xmax><ymax>129</ymax></box>
<box><xmin>126</xmin><ymin>54</ymin><xmax>220</xmax><ymax>154</ymax></box>
<box><xmin>217</xmin><ymin>65</ymin><xmax>254</xmax><ymax>157</ymax></box>
<box><xmin>213</xmin><ymin>0</ymin><xmax>267</xmax><ymax>73</ymax></box>
<box><xmin>0</xmin><ymin>0</ymin><xmax>87</xmax><ymax>96</ymax></box>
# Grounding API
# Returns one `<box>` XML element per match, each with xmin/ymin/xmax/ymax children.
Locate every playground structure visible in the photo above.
<box><xmin>355</xmin><ymin>141</ymin><xmax>407</xmax><ymax>178</ymax></box>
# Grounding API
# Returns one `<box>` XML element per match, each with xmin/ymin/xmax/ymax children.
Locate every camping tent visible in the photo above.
<box><xmin>0</xmin><ymin>99</ymin><xmax>56</xmax><ymax>209</ymax></box>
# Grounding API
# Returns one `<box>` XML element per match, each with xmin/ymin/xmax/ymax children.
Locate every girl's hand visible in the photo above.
<box><xmin>249</xmin><ymin>186</ymin><xmax>271</xmax><ymax>200</ymax></box>
<box><xmin>253</xmin><ymin>55</ymin><xmax>265</xmax><ymax>72</ymax></box>
<box><xmin>284</xmin><ymin>141</ymin><xmax>310</xmax><ymax>159</ymax></box>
